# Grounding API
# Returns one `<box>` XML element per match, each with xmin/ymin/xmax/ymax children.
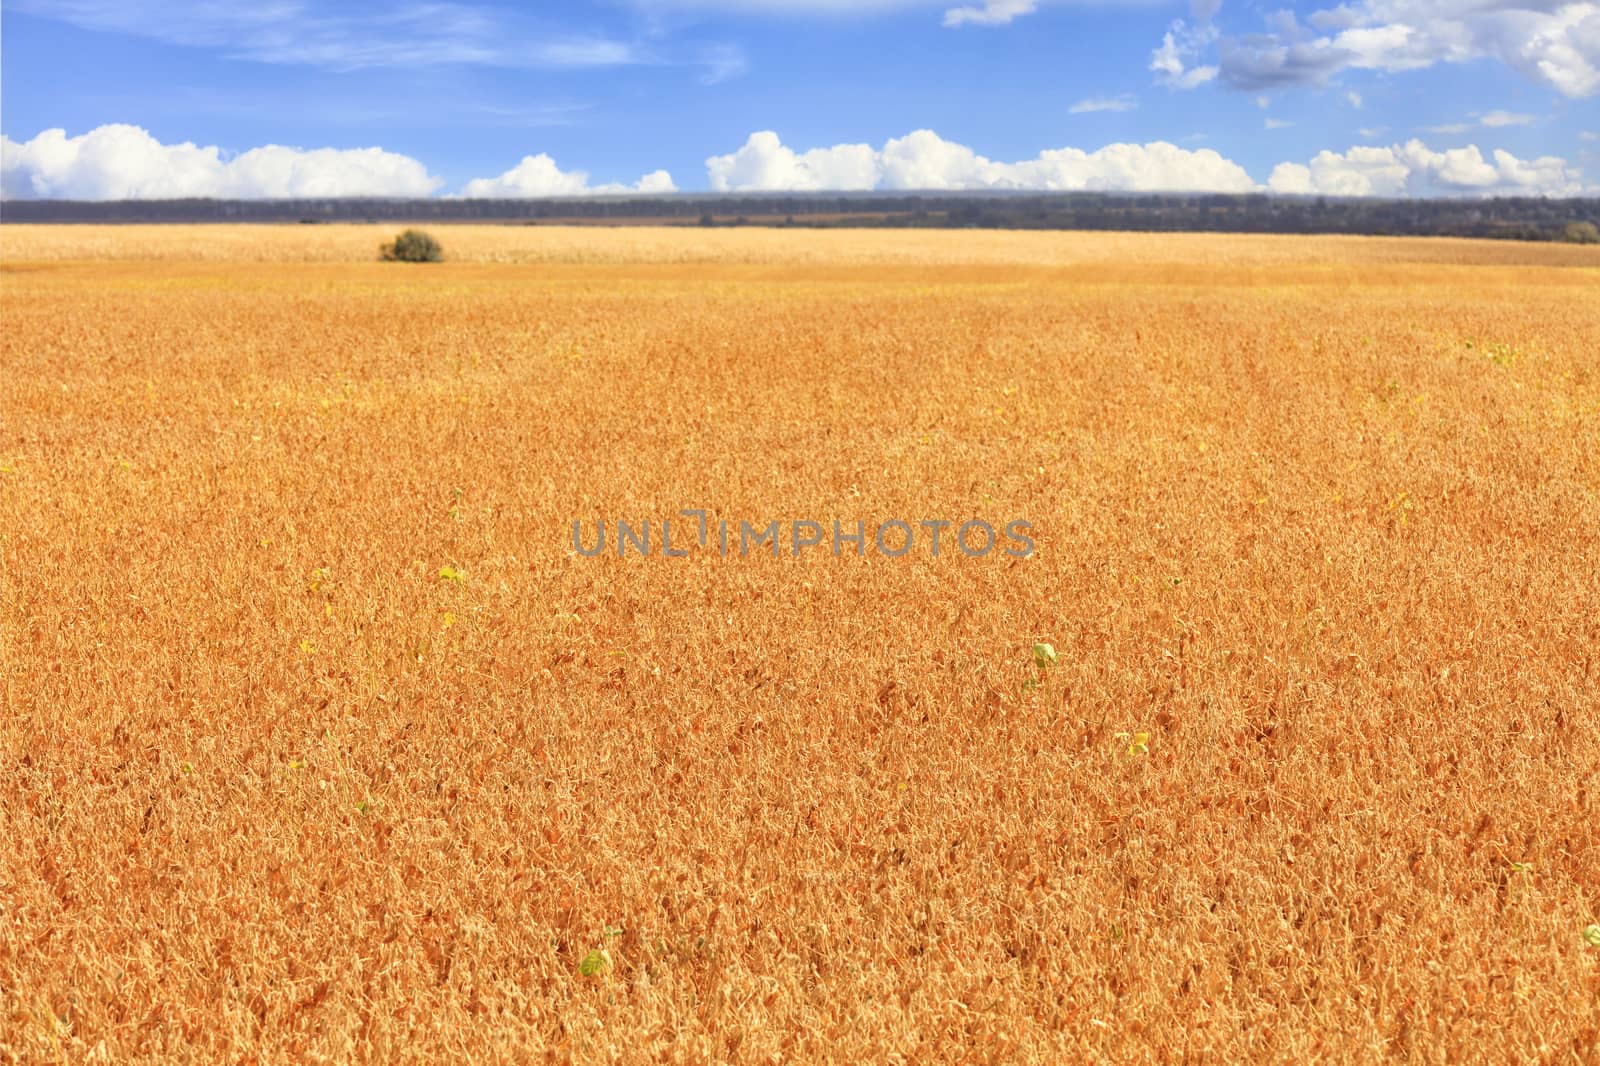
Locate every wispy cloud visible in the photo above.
<box><xmin>86</xmin><ymin>84</ymin><xmax>597</xmax><ymax>128</ymax></box>
<box><xmin>1477</xmin><ymin>109</ymin><xmax>1534</xmax><ymax>128</ymax></box>
<box><xmin>10</xmin><ymin>0</ymin><xmax>644</xmax><ymax>71</ymax></box>
<box><xmin>462</xmin><ymin>102</ymin><xmax>597</xmax><ymax>128</ymax></box>
<box><xmin>1426</xmin><ymin>111</ymin><xmax>1538</xmax><ymax>135</ymax></box>
<box><xmin>943</xmin><ymin>0</ymin><xmax>1037</xmax><ymax>27</ymax></box>
<box><xmin>1264</xmin><ymin>118</ymin><xmax>1294</xmax><ymax>129</ymax></box>
<box><xmin>1069</xmin><ymin>94</ymin><xmax>1137</xmax><ymax>114</ymax></box>
<box><xmin>697</xmin><ymin>43</ymin><xmax>749</xmax><ymax>84</ymax></box>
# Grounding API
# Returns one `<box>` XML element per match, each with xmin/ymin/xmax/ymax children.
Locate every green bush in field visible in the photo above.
<box><xmin>380</xmin><ymin>229</ymin><xmax>443</xmax><ymax>262</ymax></box>
<box><xmin>1561</xmin><ymin>221</ymin><xmax>1599</xmax><ymax>244</ymax></box>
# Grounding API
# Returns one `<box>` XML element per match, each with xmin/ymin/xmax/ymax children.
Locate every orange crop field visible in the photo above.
<box><xmin>2</xmin><ymin>224</ymin><xmax>1598</xmax><ymax>1062</ymax></box>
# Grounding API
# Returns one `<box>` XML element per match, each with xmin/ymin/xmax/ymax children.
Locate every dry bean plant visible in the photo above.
<box><xmin>2</xmin><ymin>225</ymin><xmax>1598</xmax><ymax>1062</ymax></box>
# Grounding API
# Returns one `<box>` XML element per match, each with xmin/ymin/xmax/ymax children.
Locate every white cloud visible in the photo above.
<box><xmin>1346</xmin><ymin>90</ymin><xmax>1363</xmax><ymax>108</ymax></box>
<box><xmin>1477</xmin><ymin>109</ymin><xmax>1534</xmax><ymax>127</ymax></box>
<box><xmin>708</xmin><ymin>129</ymin><xmax>1591</xmax><ymax>198</ymax></box>
<box><xmin>706</xmin><ymin>129</ymin><xmax>1259</xmax><ymax>192</ymax></box>
<box><xmin>632</xmin><ymin>170</ymin><xmax>679</xmax><ymax>194</ymax></box>
<box><xmin>1151</xmin><ymin>18</ymin><xmax>1220</xmax><ymax>88</ymax></box>
<box><xmin>1427</xmin><ymin>110</ymin><xmax>1538</xmax><ymax>134</ymax></box>
<box><xmin>1171</xmin><ymin>65</ymin><xmax>1221</xmax><ymax>88</ymax></box>
<box><xmin>1358</xmin><ymin>126</ymin><xmax>1389</xmax><ymax>138</ymax></box>
<box><xmin>705</xmin><ymin>132</ymin><xmax>882</xmax><ymax>191</ymax></box>
<box><xmin>0</xmin><ymin>125</ymin><xmax>678</xmax><ymax>202</ymax></box>
<box><xmin>1069</xmin><ymin>94</ymin><xmax>1137</xmax><ymax>113</ymax></box>
<box><xmin>1267</xmin><ymin>138</ymin><xmax>1593</xmax><ymax>196</ymax></box>
<box><xmin>1265</xmin><ymin>118</ymin><xmax>1295</xmax><ymax>129</ymax></box>
<box><xmin>943</xmin><ymin>0</ymin><xmax>1036</xmax><ymax>27</ymax></box>
<box><xmin>1581</xmin><ymin>130</ymin><xmax>1600</xmax><ymax>141</ymax></box>
<box><xmin>459</xmin><ymin>155</ymin><xmax>676</xmax><ymax>197</ymax></box>
<box><xmin>1</xmin><ymin>124</ymin><xmax>442</xmax><ymax>199</ymax></box>
<box><xmin>8</xmin><ymin>122</ymin><xmax>1588</xmax><ymax>207</ymax></box>
<box><xmin>1206</xmin><ymin>0</ymin><xmax>1600</xmax><ymax>98</ymax></box>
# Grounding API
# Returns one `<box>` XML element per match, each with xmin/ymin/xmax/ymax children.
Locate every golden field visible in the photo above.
<box><xmin>1</xmin><ymin>224</ymin><xmax>1598</xmax><ymax>1063</ymax></box>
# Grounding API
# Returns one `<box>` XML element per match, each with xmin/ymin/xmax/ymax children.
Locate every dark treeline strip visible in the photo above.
<box><xmin>5</xmin><ymin>193</ymin><xmax>1599</xmax><ymax>243</ymax></box>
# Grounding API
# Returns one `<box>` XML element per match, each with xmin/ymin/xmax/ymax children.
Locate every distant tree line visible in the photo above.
<box><xmin>4</xmin><ymin>193</ymin><xmax>1598</xmax><ymax>243</ymax></box>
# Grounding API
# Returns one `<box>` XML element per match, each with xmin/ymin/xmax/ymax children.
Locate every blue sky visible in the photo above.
<box><xmin>2</xmin><ymin>1</ymin><xmax>1597</xmax><ymax>198</ymax></box>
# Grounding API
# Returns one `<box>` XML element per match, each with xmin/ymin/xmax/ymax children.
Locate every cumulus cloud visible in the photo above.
<box><xmin>708</xmin><ymin>129</ymin><xmax>1592</xmax><ymax>198</ymax></box>
<box><xmin>705</xmin><ymin>132</ymin><xmax>881</xmax><ymax>191</ymax></box>
<box><xmin>459</xmin><ymin>155</ymin><xmax>676</xmax><ymax>197</ymax></box>
<box><xmin>1267</xmin><ymin>139</ymin><xmax>1594</xmax><ymax>196</ymax></box>
<box><xmin>1203</xmin><ymin>0</ymin><xmax>1600</xmax><ymax>97</ymax></box>
<box><xmin>8</xmin><ymin>123</ymin><xmax>1588</xmax><ymax>206</ymax></box>
<box><xmin>0</xmin><ymin>125</ymin><xmax>680</xmax><ymax>202</ymax></box>
<box><xmin>1069</xmin><ymin>94</ymin><xmax>1138</xmax><ymax>114</ymax></box>
<box><xmin>1</xmin><ymin>124</ymin><xmax>442</xmax><ymax>200</ymax></box>
<box><xmin>706</xmin><ymin>129</ymin><xmax>1259</xmax><ymax>192</ymax></box>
